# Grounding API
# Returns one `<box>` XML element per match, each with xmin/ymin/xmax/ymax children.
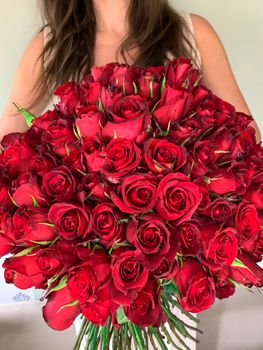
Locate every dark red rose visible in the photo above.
<box><xmin>0</xmin><ymin>211</ymin><xmax>14</xmax><ymax>257</ymax></box>
<box><xmin>152</xmin><ymin>85</ymin><xmax>193</xmax><ymax>130</ymax></box>
<box><xmin>75</xmin><ymin>105</ymin><xmax>106</xmax><ymax>139</ymax></box>
<box><xmin>90</xmin><ymin>62</ymin><xmax>117</xmax><ymax>85</ymax></box>
<box><xmin>176</xmin><ymin>220</ymin><xmax>201</xmax><ymax>256</ymax></box>
<box><xmin>110</xmin><ymin>174</ymin><xmax>158</xmax><ymax>214</ymax></box>
<box><xmin>79</xmin><ymin>78</ymin><xmax>102</xmax><ymax>105</ymax></box>
<box><xmin>212</xmin><ymin>267</ymin><xmax>235</xmax><ymax>300</ymax></box>
<box><xmin>0</xmin><ymin>137</ymin><xmax>37</xmax><ymax>177</ymax></box>
<box><xmin>244</xmin><ymin>172</ymin><xmax>263</xmax><ymax>209</ymax></box>
<box><xmin>9</xmin><ymin>206</ymin><xmax>56</xmax><ymax>244</ymax></box>
<box><xmin>204</xmin><ymin>198</ymin><xmax>236</xmax><ymax>223</ymax></box>
<box><xmin>253</xmin><ymin>229</ymin><xmax>263</xmax><ymax>262</ymax></box>
<box><xmin>170</xmin><ymin>115</ymin><xmax>204</xmax><ymax>145</ymax></box>
<box><xmin>126</xmin><ymin>214</ymin><xmax>177</xmax><ymax>270</ymax></box>
<box><xmin>156</xmin><ymin>173</ymin><xmax>202</xmax><ymax>223</ymax></box>
<box><xmin>200</xmin><ymin>222</ymin><xmax>238</xmax><ymax>270</ymax></box>
<box><xmin>143</xmin><ymin>138</ymin><xmax>187</xmax><ymax>174</ymax></box>
<box><xmin>67</xmin><ymin>249</ymin><xmax>111</xmax><ymax>303</ymax></box>
<box><xmin>0</xmin><ymin>179</ymin><xmax>12</xmax><ymax>209</ymax></box>
<box><xmin>101</xmin><ymin>92</ymin><xmax>151</xmax><ymax>141</ymax></box>
<box><xmin>48</xmin><ymin>203</ymin><xmax>93</xmax><ymax>240</ymax></box>
<box><xmin>81</xmin><ymin>136</ymin><xmax>105</xmax><ymax>172</ymax></box>
<box><xmin>11</xmin><ymin>172</ymin><xmax>47</xmax><ymax>207</ymax></box>
<box><xmin>92</xmin><ymin>203</ymin><xmax>125</xmax><ymax>249</ymax></box>
<box><xmin>29</xmin><ymin>154</ymin><xmax>55</xmax><ymax>176</ymax></box>
<box><xmin>138</xmin><ymin>70</ymin><xmax>162</xmax><ymax>108</ymax></box>
<box><xmin>62</xmin><ymin>149</ymin><xmax>85</xmax><ymax>175</ymax></box>
<box><xmin>101</xmin><ymin>139</ymin><xmax>142</xmax><ymax>180</ymax></box>
<box><xmin>111</xmin><ymin>249</ymin><xmax>149</xmax><ymax>303</ymax></box>
<box><xmin>54</xmin><ymin>81</ymin><xmax>80</xmax><ymax>115</ymax></box>
<box><xmin>78</xmin><ymin>173</ymin><xmax>110</xmax><ymax>202</ymax></box>
<box><xmin>191</xmin><ymin>140</ymin><xmax>217</xmax><ymax>176</ymax></box>
<box><xmin>235</xmin><ymin>201</ymin><xmax>260</xmax><ymax>253</ymax></box>
<box><xmin>165</xmin><ymin>57</ymin><xmax>200</xmax><ymax>89</ymax></box>
<box><xmin>229</xmin><ymin>251</ymin><xmax>263</xmax><ymax>287</ymax></box>
<box><xmin>42</xmin><ymin>285</ymin><xmax>80</xmax><ymax>330</ymax></box>
<box><xmin>42</xmin><ymin>166</ymin><xmax>76</xmax><ymax>202</ymax></box>
<box><xmin>124</xmin><ymin>279</ymin><xmax>166</xmax><ymax>327</ymax></box>
<box><xmin>174</xmin><ymin>258</ymin><xmax>216</xmax><ymax>312</ymax></box>
<box><xmin>152</xmin><ymin>257</ymin><xmax>179</xmax><ymax>280</ymax></box>
<box><xmin>3</xmin><ymin>252</ymin><xmax>47</xmax><ymax>289</ymax></box>
<box><xmin>109</xmin><ymin>65</ymin><xmax>140</xmax><ymax>95</ymax></box>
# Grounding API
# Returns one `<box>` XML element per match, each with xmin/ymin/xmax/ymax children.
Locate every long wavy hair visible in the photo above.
<box><xmin>30</xmin><ymin>0</ymin><xmax>199</xmax><ymax>110</ymax></box>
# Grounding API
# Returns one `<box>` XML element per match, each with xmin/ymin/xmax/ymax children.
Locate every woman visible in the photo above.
<box><xmin>0</xmin><ymin>1</ymin><xmax>261</xmax><ymax>349</ymax></box>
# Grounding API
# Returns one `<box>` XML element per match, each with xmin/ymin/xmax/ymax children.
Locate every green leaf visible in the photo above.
<box><xmin>202</xmin><ymin>176</ymin><xmax>211</xmax><ymax>184</ymax></box>
<box><xmin>37</xmin><ymin>222</ymin><xmax>55</xmax><ymax>227</ymax></box>
<box><xmin>116</xmin><ymin>218</ymin><xmax>129</xmax><ymax>224</ymax></box>
<box><xmin>32</xmin><ymin>196</ymin><xmax>39</xmax><ymax>207</ymax></box>
<box><xmin>49</xmin><ymin>275</ymin><xmax>67</xmax><ymax>293</ymax></box>
<box><xmin>104</xmin><ymin>192</ymin><xmax>111</xmax><ymax>200</ymax></box>
<box><xmin>228</xmin><ymin>277</ymin><xmax>241</xmax><ymax>287</ymax></box>
<box><xmin>14</xmin><ymin>245</ymin><xmax>39</xmax><ymax>257</ymax></box>
<box><xmin>116</xmin><ymin>306</ymin><xmax>128</xmax><ymax>324</ymax></box>
<box><xmin>8</xmin><ymin>191</ymin><xmax>20</xmax><ymax>207</ymax></box>
<box><xmin>28</xmin><ymin>240</ymin><xmax>53</xmax><ymax>246</ymax></box>
<box><xmin>160</xmin><ymin>75</ymin><xmax>166</xmax><ymax>95</ymax></box>
<box><xmin>149</xmin><ymin>80</ymin><xmax>154</xmax><ymax>98</ymax></box>
<box><xmin>57</xmin><ymin>300</ymin><xmax>79</xmax><ymax>314</ymax></box>
<box><xmin>73</xmin><ymin>123</ymin><xmax>81</xmax><ymax>140</ymax></box>
<box><xmin>163</xmin><ymin>281</ymin><xmax>180</xmax><ymax>298</ymax></box>
<box><xmin>231</xmin><ymin>258</ymin><xmax>247</xmax><ymax>268</ymax></box>
<box><xmin>113</xmin><ymin>129</ymin><xmax>118</xmax><ymax>139</ymax></box>
<box><xmin>98</xmin><ymin>97</ymin><xmax>105</xmax><ymax>113</ymax></box>
<box><xmin>133</xmin><ymin>82</ymin><xmax>138</xmax><ymax>94</ymax></box>
<box><xmin>12</xmin><ymin>102</ymin><xmax>35</xmax><ymax>127</ymax></box>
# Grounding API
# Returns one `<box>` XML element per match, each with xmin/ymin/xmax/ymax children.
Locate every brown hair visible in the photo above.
<box><xmin>30</xmin><ymin>0</ymin><xmax>199</xmax><ymax>109</ymax></box>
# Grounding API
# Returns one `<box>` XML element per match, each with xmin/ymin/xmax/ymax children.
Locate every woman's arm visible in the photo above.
<box><xmin>191</xmin><ymin>13</ymin><xmax>261</xmax><ymax>142</ymax></box>
<box><xmin>0</xmin><ymin>31</ymin><xmax>49</xmax><ymax>141</ymax></box>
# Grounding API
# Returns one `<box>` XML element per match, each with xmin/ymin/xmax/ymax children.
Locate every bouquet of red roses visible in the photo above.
<box><xmin>0</xmin><ymin>57</ymin><xmax>262</xmax><ymax>350</ymax></box>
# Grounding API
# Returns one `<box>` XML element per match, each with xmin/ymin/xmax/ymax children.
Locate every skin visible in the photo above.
<box><xmin>0</xmin><ymin>0</ymin><xmax>261</xmax><ymax>142</ymax></box>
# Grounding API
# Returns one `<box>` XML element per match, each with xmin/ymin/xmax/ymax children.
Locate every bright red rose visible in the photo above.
<box><xmin>42</xmin><ymin>166</ymin><xmax>76</xmax><ymax>202</ymax></box>
<box><xmin>54</xmin><ymin>81</ymin><xmax>80</xmax><ymax>115</ymax></box>
<box><xmin>174</xmin><ymin>258</ymin><xmax>216</xmax><ymax>312</ymax></box>
<box><xmin>78</xmin><ymin>173</ymin><xmax>110</xmax><ymax>203</ymax></box>
<box><xmin>176</xmin><ymin>220</ymin><xmax>201</xmax><ymax>256</ymax></box>
<box><xmin>3</xmin><ymin>252</ymin><xmax>47</xmax><ymax>289</ymax></box>
<box><xmin>244</xmin><ymin>171</ymin><xmax>263</xmax><ymax>209</ymax></box>
<box><xmin>165</xmin><ymin>57</ymin><xmax>200</xmax><ymax>89</ymax></box>
<box><xmin>204</xmin><ymin>198</ymin><xmax>236</xmax><ymax>223</ymax></box>
<box><xmin>124</xmin><ymin>279</ymin><xmax>166</xmax><ymax>327</ymax></box>
<box><xmin>101</xmin><ymin>139</ymin><xmax>142</xmax><ymax>180</ymax></box>
<box><xmin>143</xmin><ymin>138</ymin><xmax>187</xmax><ymax>174</ymax></box>
<box><xmin>191</xmin><ymin>140</ymin><xmax>217</xmax><ymax>176</ymax></box>
<box><xmin>110</xmin><ymin>174</ymin><xmax>158</xmax><ymax>214</ymax></box>
<box><xmin>200</xmin><ymin>222</ymin><xmax>238</xmax><ymax>270</ymax></box>
<box><xmin>126</xmin><ymin>214</ymin><xmax>177</xmax><ymax>270</ymax></box>
<box><xmin>29</xmin><ymin>154</ymin><xmax>55</xmax><ymax>177</ymax></box>
<box><xmin>138</xmin><ymin>70</ymin><xmax>161</xmax><ymax>108</ymax></box>
<box><xmin>101</xmin><ymin>92</ymin><xmax>151</xmax><ymax>141</ymax></box>
<box><xmin>79</xmin><ymin>78</ymin><xmax>102</xmax><ymax>105</ymax></box>
<box><xmin>67</xmin><ymin>249</ymin><xmax>111</xmax><ymax>303</ymax></box>
<box><xmin>48</xmin><ymin>203</ymin><xmax>93</xmax><ymax>241</ymax></box>
<box><xmin>156</xmin><ymin>173</ymin><xmax>202</xmax><ymax>223</ymax></box>
<box><xmin>42</xmin><ymin>284</ymin><xmax>80</xmax><ymax>330</ymax></box>
<box><xmin>0</xmin><ymin>211</ymin><xmax>13</xmax><ymax>257</ymax></box>
<box><xmin>253</xmin><ymin>229</ymin><xmax>263</xmax><ymax>262</ymax></box>
<box><xmin>0</xmin><ymin>179</ymin><xmax>12</xmax><ymax>209</ymax></box>
<box><xmin>235</xmin><ymin>201</ymin><xmax>260</xmax><ymax>253</ymax></box>
<box><xmin>109</xmin><ymin>65</ymin><xmax>140</xmax><ymax>95</ymax></box>
<box><xmin>212</xmin><ymin>267</ymin><xmax>235</xmax><ymax>300</ymax></box>
<box><xmin>152</xmin><ymin>257</ymin><xmax>179</xmax><ymax>280</ymax></box>
<box><xmin>152</xmin><ymin>85</ymin><xmax>193</xmax><ymax>130</ymax></box>
<box><xmin>92</xmin><ymin>203</ymin><xmax>125</xmax><ymax>249</ymax></box>
<box><xmin>81</xmin><ymin>135</ymin><xmax>105</xmax><ymax>172</ymax></box>
<box><xmin>75</xmin><ymin>105</ymin><xmax>106</xmax><ymax>139</ymax></box>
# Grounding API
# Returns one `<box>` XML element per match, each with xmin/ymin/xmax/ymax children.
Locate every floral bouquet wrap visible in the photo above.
<box><xmin>0</xmin><ymin>57</ymin><xmax>262</xmax><ymax>350</ymax></box>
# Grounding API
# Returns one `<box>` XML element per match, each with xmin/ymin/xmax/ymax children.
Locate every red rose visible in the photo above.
<box><xmin>165</xmin><ymin>57</ymin><xmax>200</xmax><ymax>89</ymax></box>
<box><xmin>92</xmin><ymin>203</ymin><xmax>125</xmax><ymax>249</ymax></box>
<box><xmin>235</xmin><ymin>201</ymin><xmax>260</xmax><ymax>253</ymax></box>
<box><xmin>204</xmin><ymin>198</ymin><xmax>236</xmax><ymax>223</ymax></box>
<box><xmin>101</xmin><ymin>139</ymin><xmax>142</xmax><ymax>180</ymax></box>
<box><xmin>123</xmin><ymin>279</ymin><xmax>166</xmax><ymax>327</ymax></box>
<box><xmin>200</xmin><ymin>222</ymin><xmax>238</xmax><ymax>270</ymax></box>
<box><xmin>212</xmin><ymin>267</ymin><xmax>235</xmax><ymax>300</ymax></box>
<box><xmin>67</xmin><ymin>249</ymin><xmax>111</xmax><ymax>303</ymax></box>
<box><xmin>152</xmin><ymin>85</ymin><xmax>193</xmax><ymax>130</ymax></box>
<box><xmin>110</xmin><ymin>174</ymin><xmax>158</xmax><ymax>214</ymax></box>
<box><xmin>79</xmin><ymin>78</ymin><xmax>102</xmax><ymax>105</ymax></box>
<box><xmin>91</xmin><ymin>62</ymin><xmax>117</xmax><ymax>85</ymax></box>
<box><xmin>0</xmin><ymin>211</ymin><xmax>13</xmax><ymax>257</ymax></box>
<box><xmin>12</xmin><ymin>172</ymin><xmax>47</xmax><ymax>207</ymax></box>
<box><xmin>42</xmin><ymin>166</ymin><xmax>76</xmax><ymax>202</ymax></box>
<box><xmin>253</xmin><ymin>229</ymin><xmax>263</xmax><ymax>262</ymax></box>
<box><xmin>42</xmin><ymin>284</ymin><xmax>80</xmax><ymax>330</ymax></box>
<box><xmin>3</xmin><ymin>252</ymin><xmax>47</xmax><ymax>289</ymax></box>
<box><xmin>174</xmin><ymin>258</ymin><xmax>215</xmax><ymax>312</ymax></box>
<box><xmin>81</xmin><ymin>136</ymin><xmax>105</xmax><ymax>172</ymax></box>
<box><xmin>48</xmin><ymin>203</ymin><xmax>93</xmax><ymax>240</ymax></box>
<box><xmin>191</xmin><ymin>140</ymin><xmax>217</xmax><ymax>176</ymax></box>
<box><xmin>75</xmin><ymin>105</ymin><xmax>106</xmax><ymax>139</ymax></box>
<box><xmin>0</xmin><ymin>179</ymin><xmax>12</xmax><ymax>209</ymax></box>
<box><xmin>9</xmin><ymin>206</ymin><xmax>56</xmax><ymax>244</ymax></box>
<box><xmin>126</xmin><ymin>214</ymin><xmax>177</xmax><ymax>270</ymax></box>
<box><xmin>109</xmin><ymin>65</ymin><xmax>140</xmax><ymax>95</ymax></box>
<box><xmin>176</xmin><ymin>220</ymin><xmax>201</xmax><ymax>256</ymax></box>
<box><xmin>138</xmin><ymin>70</ymin><xmax>162</xmax><ymax>108</ymax></box>
<box><xmin>54</xmin><ymin>81</ymin><xmax>80</xmax><ymax>115</ymax></box>
<box><xmin>78</xmin><ymin>173</ymin><xmax>110</xmax><ymax>203</ymax></box>
<box><xmin>156</xmin><ymin>173</ymin><xmax>202</xmax><ymax>223</ymax></box>
<box><xmin>29</xmin><ymin>155</ymin><xmax>55</xmax><ymax>177</ymax></box>
<box><xmin>111</xmin><ymin>249</ymin><xmax>149</xmax><ymax>303</ymax></box>
<box><xmin>152</xmin><ymin>257</ymin><xmax>179</xmax><ymax>280</ymax></box>
<box><xmin>143</xmin><ymin>138</ymin><xmax>187</xmax><ymax>174</ymax></box>
<box><xmin>229</xmin><ymin>251</ymin><xmax>263</xmax><ymax>287</ymax></box>
<box><xmin>101</xmin><ymin>92</ymin><xmax>150</xmax><ymax>141</ymax></box>
<box><xmin>244</xmin><ymin>172</ymin><xmax>263</xmax><ymax>209</ymax></box>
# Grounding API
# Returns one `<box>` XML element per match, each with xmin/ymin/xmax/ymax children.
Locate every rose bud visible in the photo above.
<box><xmin>176</xmin><ymin>220</ymin><xmax>201</xmax><ymax>256</ymax></box>
<box><xmin>126</xmin><ymin>214</ymin><xmax>177</xmax><ymax>270</ymax></box>
<box><xmin>200</xmin><ymin>222</ymin><xmax>238</xmax><ymax>271</ymax></box>
<box><xmin>42</xmin><ymin>166</ymin><xmax>76</xmax><ymax>202</ymax></box>
<box><xmin>75</xmin><ymin>105</ymin><xmax>106</xmax><ymax>140</ymax></box>
<box><xmin>152</xmin><ymin>257</ymin><xmax>179</xmax><ymax>280</ymax></box>
<box><xmin>235</xmin><ymin>201</ymin><xmax>260</xmax><ymax>253</ymax></box>
<box><xmin>81</xmin><ymin>136</ymin><xmax>105</xmax><ymax>173</ymax></box>
<box><xmin>67</xmin><ymin>249</ymin><xmax>111</xmax><ymax>303</ymax></box>
<box><xmin>3</xmin><ymin>252</ymin><xmax>47</xmax><ymax>289</ymax></box>
<box><xmin>165</xmin><ymin>57</ymin><xmax>200</xmax><ymax>88</ymax></box>
<box><xmin>212</xmin><ymin>267</ymin><xmax>235</xmax><ymax>300</ymax></box>
<box><xmin>42</xmin><ymin>285</ymin><xmax>80</xmax><ymax>330</ymax></box>
<box><xmin>124</xmin><ymin>279</ymin><xmax>166</xmax><ymax>327</ymax></box>
<box><xmin>78</xmin><ymin>173</ymin><xmax>110</xmax><ymax>203</ymax></box>
<box><xmin>48</xmin><ymin>203</ymin><xmax>93</xmax><ymax>241</ymax></box>
<box><xmin>101</xmin><ymin>138</ymin><xmax>142</xmax><ymax>181</ymax></box>
<box><xmin>92</xmin><ymin>203</ymin><xmax>126</xmax><ymax>249</ymax></box>
<box><xmin>156</xmin><ymin>172</ymin><xmax>202</xmax><ymax>223</ymax></box>
<box><xmin>143</xmin><ymin>138</ymin><xmax>187</xmax><ymax>174</ymax></box>
<box><xmin>174</xmin><ymin>258</ymin><xmax>216</xmax><ymax>313</ymax></box>
<box><xmin>110</xmin><ymin>174</ymin><xmax>158</xmax><ymax>214</ymax></box>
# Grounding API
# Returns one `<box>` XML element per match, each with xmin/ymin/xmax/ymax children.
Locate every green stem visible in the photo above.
<box><xmin>161</xmin><ymin>323</ymin><xmax>183</xmax><ymax>350</ymax></box>
<box><xmin>148</xmin><ymin>327</ymin><xmax>169</xmax><ymax>350</ymax></box>
<box><xmin>89</xmin><ymin>326</ymin><xmax>99</xmax><ymax>350</ymax></box>
<box><xmin>73</xmin><ymin>319</ymin><xmax>89</xmax><ymax>350</ymax></box>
